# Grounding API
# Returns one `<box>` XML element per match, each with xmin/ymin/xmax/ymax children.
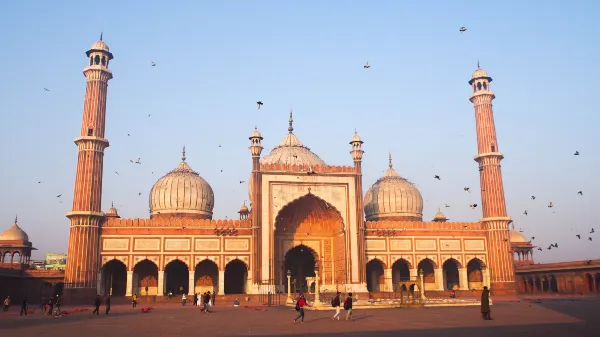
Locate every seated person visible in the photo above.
<box><xmin>233</xmin><ymin>299</ymin><xmax>240</xmax><ymax>307</ymax></box>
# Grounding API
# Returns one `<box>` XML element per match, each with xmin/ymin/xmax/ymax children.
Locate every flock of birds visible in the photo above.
<box><xmin>36</xmin><ymin>26</ymin><xmax>595</xmax><ymax>258</ymax></box>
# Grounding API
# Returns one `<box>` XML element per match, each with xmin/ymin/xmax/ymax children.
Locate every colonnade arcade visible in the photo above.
<box><xmin>518</xmin><ymin>273</ymin><xmax>600</xmax><ymax>295</ymax></box>
<box><xmin>274</xmin><ymin>194</ymin><xmax>348</xmax><ymax>292</ymax></box>
<box><xmin>366</xmin><ymin>257</ymin><xmax>489</xmax><ymax>292</ymax></box>
<box><xmin>100</xmin><ymin>257</ymin><xmax>250</xmax><ymax>297</ymax></box>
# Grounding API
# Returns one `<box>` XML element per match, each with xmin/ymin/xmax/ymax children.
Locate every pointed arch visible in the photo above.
<box><xmin>133</xmin><ymin>259</ymin><xmax>158</xmax><ymax>296</ymax></box>
<box><xmin>284</xmin><ymin>244</ymin><xmax>317</xmax><ymax>294</ymax></box>
<box><xmin>466</xmin><ymin>258</ymin><xmax>485</xmax><ymax>290</ymax></box>
<box><xmin>194</xmin><ymin>259</ymin><xmax>218</xmax><ymax>295</ymax></box>
<box><xmin>101</xmin><ymin>259</ymin><xmax>127</xmax><ymax>296</ymax></box>
<box><xmin>442</xmin><ymin>259</ymin><xmax>460</xmax><ymax>290</ymax></box>
<box><xmin>274</xmin><ymin>193</ymin><xmax>345</xmax><ymax>234</ymax></box>
<box><xmin>366</xmin><ymin>259</ymin><xmax>385</xmax><ymax>292</ymax></box>
<box><xmin>441</xmin><ymin>257</ymin><xmax>463</xmax><ymax>269</ymax></box>
<box><xmin>224</xmin><ymin>259</ymin><xmax>248</xmax><ymax>294</ymax></box>
<box><xmin>165</xmin><ymin>259</ymin><xmax>189</xmax><ymax>295</ymax></box>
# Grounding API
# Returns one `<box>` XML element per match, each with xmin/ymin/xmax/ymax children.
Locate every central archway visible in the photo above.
<box><xmin>274</xmin><ymin>194</ymin><xmax>346</xmax><ymax>290</ymax></box>
<box><xmin>284</xmin><ymin>245</ymin><xmax>316</xmax><ymax>294</ymax></box>
<box><xmin>101</xmin><ymin>259</ymin><xmax>127</xmax><ymax>296</ymax></box>
<box><xmin>224</xmin><ymin>259</ymin><xmax>248</xmax><ymax>294</ymax></box>
<box><xmin>165</xmin><ymin>259</ymin><xmax>189</xmax><ymax>295</ymax></box>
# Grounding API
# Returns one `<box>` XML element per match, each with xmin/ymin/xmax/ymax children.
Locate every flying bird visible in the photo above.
<box><xmin>364</xmin><ymin>61</ymin><xmax>370</xmax><ymax>69</ymax></box>
<box><xmin>239</xmin><ymin>180</ymin><xmax>245</xmax><ymax>184</ymax></box>
<box><xmin>574</xmin><ymin>151</ymin><xmax>579</xmax><ymax>156</ymax></box>
<box><xmin>128</xmin><ymin>133</ymin><xmax>130</xmax><ymax>136</ymax></box>
<box><xmin>589</xmin><ymin>237</ymin><xmax>593</xmax><ymax>241</ymax></box>
<box><xmin>115</xmin><ymin>172</ymin><xmax>119</xmax><ymax>175</ymax></box>
<box><xmin>151</xmin><ymin>62</ymin><xmax>156</xmax><ymax>67</ymax></box>
<box><xmin>531</xmin><ymin>237</ymin><xmax>535</xmax><ymax>240</ymax></box>
<box><xmin>138</xmin><ymin>193</ymin><xmax>142</xmax><ymax>196</ymax></box>
<box><xmin>470</xmin><ymin>204</ymin><xmax>478</xmax><ymax>209</ymax></box>
<box><xmin>478</xmin><ymin>167</ymin><xmax>484</xmax><ymax>172</ymax></box>
<box><xmin>256</xmin><ymin>101</ymin><xmax>263</xmax><ymax>109</ymax></box>
<box><xmin>459</xmin><ymin>27</ymin><xmax>467</xmax><ymax>33</ymax></box>
<box><xmin>576</xmin><ymin>234</ymin><xmax>581</xmax><ymax>239</ymax></box>
<box><xmin>44</xmin><ymin>88</ymin><xmax>50</xmax><ymax>92</ymax></box>
<box><xmin>464</xmin><ymin>187</ymin><xmax>470</xmax><ymax>193</ymax></box>
<box><xmin>56</xmin><ymin>194</ymin><xmax>62</xmax><ymax>198</ymax></box>
<box><xmin>148</xmin><ymin>114</ymin><xmax>151</xmax><ymax>117</ymax></box>
<box><xmin>578</xmin><ymin>191</ymin><xmax>583</xmax><ymax>195</ymax></box>
<box><xmin>537</xmin><ymin>247</ymin><xmax>542</xmax><ymax>251</ymax></box>
<box><xmin>590</xmin><ymin>228</ymin><xmax>595</xmax><ymax>234</ymax></box>
<box><xmin>218</xmin><ymin>144</ymin><xmax>222</xmax><ymax>148</ymax></box>
<box><xmin>523</xmin><ymin>210</ymin><xmax>528</xmax><ymax>216</ymax></box>
<box><xmin>531</xmin><ymin>196</ymin><xmax>536</xmax><ymax>200</ymax></box>
<box><xmin>434</xmin><ymin>175</ymin><xmax>441</xmax><ymax>180</ymax></box>
<box><xmin>135</xmin><ymin>158</ymin><xmax>141</xmax><ymax>164</ymax></box>
<box><xmin>547</xmin><ymin>202</ymin><xmax>554</xmax><ymax>208</ymax></box>
<box><xmin>38</xmin><ymin>181</ymin><xmax>42</xmax><ymax>184</ymax></box>
<box><xmin>445</xmin><ymin>204</ymin><xmax>450</xmax><ymax>208</ymax></box>
<box><xmin>503</xmin><ymin>238</ymin><xmax>508</xmax><ymax>242</ymax></box>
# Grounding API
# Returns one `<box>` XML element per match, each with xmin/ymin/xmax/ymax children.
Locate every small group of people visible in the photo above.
<box><xmin>293</xmin><ymin>292</ymin><xmax>354</xmax><ymax>323</ymax></box>
<box><xmin>191</xmin><ymin>291</ymin><xmax>215</xmax><ymax>312</ymax></box>
<box><xmin>43</xmin><ymin>295</ymin><xmax>62</xmax><ymax>317</ymax></box>
<box><xmin>92</xmin><ymin>295</ymin><xmax>111</xmax><ymax>315</ymax></box>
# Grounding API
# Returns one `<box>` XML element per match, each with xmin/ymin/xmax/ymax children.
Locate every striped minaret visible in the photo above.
<box><xmin>469</xmin><ymin>64</ymin><xmax>516</xmax><ymax>294</ymax></box>
<box><xmin>64</xmin><ymin>36</ymin><xmax>114</xmax><ymax>293</ymax></box>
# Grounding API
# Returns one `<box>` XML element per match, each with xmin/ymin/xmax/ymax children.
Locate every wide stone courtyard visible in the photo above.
<box><xmin>0</xmin><ymin>298</ymin><xmax>598</xmax><ymax>336</ymax></box>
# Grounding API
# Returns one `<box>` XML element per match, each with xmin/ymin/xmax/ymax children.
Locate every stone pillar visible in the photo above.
<box><xmin>126</xmin><ymin>271</ymin><xmax>133</xmax><ymax>296</ymax></box>
<box><xmin>218</xmin><ymin>270</ymin><xmax>225</xmax><ymax>295</ymax></box>
<box><xmin>97</xmin><ymin>272</ymin><xmax>103</xmax><ymax>296</ymax></box>
<box><xmin>286</xmin><ymin>271</ymin><xmax>293</xmax><ymax>303</ymax></box>
<box><xmin>434</xmin><ymin>269</ymin><xmax>444</xmax><ymax>291</ymax></box>
<box><xmin>246</xmin><ymin>269</ymin><xmax>253</xmax><ymax>294</ymax></box>
<box><xmin>313</xmin><ymin>269</ymin><xmax>322</xmax><ymax>307</ymax></box>
<box><xmin>188</xmin><ymin>273</ymin><xmax>195</xmax><ymax>295</ymax></box>
<box><xmin>409</xmin><ymin>268</ymin><xmax>418</xmax><ymax>281</ymax></box>
<box><xmin>157</xmin><ymin>271</ymin><xmax>164</xmax><ymax>296</ymax></box>
<box><xmin>459</xmin><ymin>268</ymin><xmax>469</xmax><ymax>290</ymax></box>
<box><xmin>384</xmin><ymin>268</ymin><xmax>393</xmax><ymax>292</ymax></box>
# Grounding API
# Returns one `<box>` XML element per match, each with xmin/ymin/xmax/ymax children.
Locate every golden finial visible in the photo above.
<box><xmin>100</xmin><ymin>31</ymin><xmax>103</xmax><ymax>41</ymax></box>
<box><xmin>388</xmin><ymin>151</ymin><xmax>393</xmax><ymax>168</ymax></box>
<box><xmin>477</xmin><ymin>60</ymin><xmax>480</xmax><ymax>69</ymax></box>
<box><xmin>182</xmin><ymin>145</ymin><xmax>186</xmax><ymax>161</ymax></box>
<box><xmin>288</xmin><ymin>110</ymin><xmax>294</xmax><ymax>133</ymax></box>
<box><xmin>111</xmin><ymin>201</ymin><xmax>114</xmax><ymax>208</ymax></box>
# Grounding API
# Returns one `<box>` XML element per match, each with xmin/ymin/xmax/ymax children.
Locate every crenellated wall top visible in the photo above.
<box><xmin>260</xmin><ymin>163</ymin><xmax>355</xmax><ymax>174</ymax></box>
<box><xmin>103</xmin><ymin>217</ymin><xmax>252</xmax><ymax>228</ymax></box>
<box><xmin>365</xmin><ymin>220</ymin><xmax>484</xmax><ymax>231</ymax></box>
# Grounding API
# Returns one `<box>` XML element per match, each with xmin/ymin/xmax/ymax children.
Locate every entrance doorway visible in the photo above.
<box><xmin>224</xmin><ymin>259</ymin><xmax>248</xmax><ymax>294</ymax></box>
<box><xmin>284</xmin><ymin>245</ymin><xmax>316</xmax><ymax>294</ymax></box>
<box><xmin>101</xmin><ymin>259</ymin><xmax>127</xmax><ymax>296</ymax></box>
<box><xmin>165</xmin><ymin>259</ymin><xmax>189</xmax><ymax>295</ymax></box>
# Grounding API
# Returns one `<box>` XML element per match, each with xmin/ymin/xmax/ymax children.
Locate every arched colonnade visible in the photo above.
<box><xmin>518</xmin><ymin>272</ymin><xmax>600</xmax><ymax>295</ymax></box>
<box><xmin>100</xmin><ymin>257</ymin><xmax>250</xmax><ymax>297</ymax></box>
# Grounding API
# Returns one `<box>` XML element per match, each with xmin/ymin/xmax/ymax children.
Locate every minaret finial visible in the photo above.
<box><xmin>388</xmin><ymin>151</ymin><xmax>393</xmax><ymax>168</ymax></box>
<box><xmin>100</xmin><ymin>31</ymin><xmax>103</xmax><ymax>41</ymax></box>
<box><xmin>111</xmin><ymin>201</ymin><xmax>114</xmax><ymax>208</ymax></box>
<box><xmin>477</xmin><ymin>60</ymin><xmax>480</xmax><ymax>69</ymax></box>
<box><xmin>14</xmin><ymin>215</ymin><xmax>17</xmax><ymax>224</ymax></box>
<box><xmin>182</xmin><ymin>145</ymin><xmax>186</xmax><ymax>161</ymax></box>
<box><xmin>288</xmin><ymin>110</ymin><xmax>294</xmax><ymax>133</ymax></box>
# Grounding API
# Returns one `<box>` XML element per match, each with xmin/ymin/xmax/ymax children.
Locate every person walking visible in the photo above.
<box><xmin>181</xmin><ymin>293</ymin><xmax>187</xmax><ymax>306</ymax></box>
<box><xmin>331</xmin><ymin>292</ymin><xmax>341</xmax><ymax>320</ymax></box>
<box><xmin>20</xmin><ymin>297</ymin><xmax>28</xmax><ymax>316</ymax></box>
<box><xmin>211</xmin><ymin>291</ymin><xmax>216</xmax><ymax>306</ymax></box>
<box><xmin>132</xmin><ymin>294</ymin><xmax>137</xmax><ymax>308</ymax></box>
<box><xmin>293</xmin><ymin>293</ymin><xmax>311</xmax><ymax>323</ymax></box>
<box><xmin>54</xmin><ymin>295</ymin><xmax>62</xmax><ymax>317</ymax></box>
<box><xmin>481</xmin><ymin>286</ymin><xmax>492</xmax><ymax>320</ymax></box>
<box><xmin>47</xmin><ymin>297</ymin><xmax>54</xmax><ymax>316</ymax></box>
<box><xmin>193</xmin><ymin>293</ymin><xmax>198</xmax><ymax>306</ymax></box>
<box><xmin>344</xmin><ymin>292</ymin><xmax>353</xmax><ymax>321</ymax></box>
<box><xmin>203</xmin><ymin>292</ymin><xmax>211</xmax><ymax>313</ymax></box>
<box><xmin>92</xmin><ymin>295</ymin><xmax>101</xmax><ymax>315</ymax></box>
<box><xmin>2</xmin><ymin>296</ymin><xmax>10</xmax><ymax>312</ymax></box>
<box><xmin>105</xmin><ymin>295</ymin><xmax>111</xmax><ymax>315</ymax></box>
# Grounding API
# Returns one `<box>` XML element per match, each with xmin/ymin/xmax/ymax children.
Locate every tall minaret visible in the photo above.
<box><xmin>350</xmin><ymin>131</ymin><xmax>366</xmax><ymax>286</ymax></box>
<box><xmin>64</xmin><ymin>36</ymin><xmax>114</xmax><ymax>293</ymax></box>
<box><xmin>249</xmin><ymin>126</ymin><xmax>263</xmax><ymax>285</ymax></box>
<box><xmin>469</xmin><ymin>64</ymin><xmax>515</xmax><ymax>294</ymax></box>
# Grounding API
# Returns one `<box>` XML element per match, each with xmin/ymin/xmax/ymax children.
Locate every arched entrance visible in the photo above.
<box><xmin>542</xmin><ymin>276</ymin><xmax>549</xmax><ymax>292</ymax></box>
<box><xmin>418</xmin><ymin>259</ymin><xmax>435</xmax><ymax>290</ymax></box>
<box><xmin>442</xmin><ymin>259</ymin><xmax>460</xmax><ymax>290</ymax></box>
<box><xmin>550</xmin><ymin>275</ymin><xmax>559</xmax><ymax>293</ymax></box>
<box><xmin>285</xmin><ymin>245</ymin><xmax>316</xmax><ymax>294</ymax></box>
<box><xmin>535</xmin><ymin>277</ymin><xmax>542</xmax><ymax>292</ymax></box>
<box><xmin>366</xmin><ymin>259</ymin><xmax>385</xmax><ymax>292</ymax></box>
<box><xmin>194</xmin><ymin>259</ymin><xmax>218</xmax><ymax>295</ymax></box>
<box><xmin>466</xmin><ymin>259</ymin><xmax>484</xmax><ymax>290</ymax></box>
<box><xmin>133</xmin><ymin>259</ymin><xmax>158</xmax><ymax>296</ymax></box>
<box><xmin>224</xmin><ymin>259</ymin><xmax>248</xmax><ymax>294</ymax></box>
<box><xmin>392</xmin><ymin>259</ymin><xmax>410</xmax><ymax>291</ymax></box>
<box><xmin>165</xmin><ymin>259</ymin><xmax>189</xmax><ymax>295</ymax></box>
<box><xmin>101</xmin><ymin>259</ymin><xmax>127</xmax><ymax>296</ymax></box>
<box><xmin>275</xmin><ymin>194</ymin><xmax>346</xmax><ymax>290</ymax></box>
<box><xmin>584</xmin><ymin>273</ymin><xmax>593</xmax><ymax>293</ymax></box>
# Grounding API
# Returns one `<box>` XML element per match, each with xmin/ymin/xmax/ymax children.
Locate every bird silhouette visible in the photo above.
<box><xmin>148</xmin><ymin>114</ymin><xmax>151</xmax><ymax>117</ymax></box>
<box><xmin>115</xmin><ymin>172</ymin><xmax>119</xmax><ymax>175</ymax></box>
<box><xmin>138</xmin><ymin>193</ymin><xmax>142</xmax><ymax>196</ymax></box>
<box><xmin>523</xmin><ymin>210</ymin><xmax>528</xmax><ymax>216</ymax></box>
<box><xmin>56</xmin><ymin>194</ymin><xmax>62</xmax><ymax>198</ymax></box>
<box><xmin>548</xmin><ymin>202</ymin><xmax>554</xmax><ymax>208</ymax></box>
<box><xmin>478</xmin><ymin>167</ymin><xmax>484</xmax><ymax>172</ymax></box>
<box><xmin>537</xmin><ymin>247</ymin><xmax>542</xmax><ymax>251</ymax></box>
<box><xmin>135</xmin><ymin>158</ymin><xmax>141</xmax><ymax>164</ymax></box>
<box><xmin>464</xmin><ymin>187</ymin><xmax>470</xmax><ymax>193</ymax></box>
<box><xmin>459</xmin><ymin>27</ymin><xmax>467</xmax><ymax>33</ymax></box>
<box><xmin>578</xmin><ymin>191</ymin><xmax>583</xmax><ymax>195</ymax></box>
<box><xmin>574</xmin><ymin>151</ymin><xmax>579</xmax><ymax>155</ymax></box>
<box><xmin>445</xmin><ymin>204</ymin><xmax>450</xmax><ymax>208</ymax></box>
<box><xmin>503</xmin><ymin>238</ymin><xmax>508</xmax><ymax>242</ymax></box>
<box><xmin>590</xmin><ymin>228</ymin><xmax>595</xmax><ymax>234</ymax></box>
<box><xmin>44</xmin><ymin>88</ymin><xmax>50</xmax><ymax>91</ymax></box>
<box><xmin>127</xmin><ymin>133</ymin><xmax>130</xmax><ymax>136</ymax></box>
<box><xmin>588</xmin><ymin>237</ymin><xmax>593</xmax><ymax>241</ymax></box>
<box><xmin>531</xmin><ymin>236</ymin><xmax>535</xmax><ymax>240</ymax></box>
<box><xmin>239</xmin><ymin>180</ymin><xmax>245</xmax><ymax>184</ymax></box>
<box><xmin>151</xmin><ymin>62</ymin><xmax>156</xmax><ymax>66</ymax></box>
<box><xmin>531</xmin><ymin>196</ymin><xmax>536</xmax><ymax>200</ymax></box>
<box><xmin>576</xmin><ymin>234</ymin><xmax>581</xmax><ymax>239</ymax></box>
<box><xmin>470</xmin><ymin>204</ymin><xmax>478</xmax><ymax>209</ymax></box>
<box><xmin>256</xmin><ymin>101</ymin><xmax>263</xmax><ymax>109</ymax></box>
<box><xmin>364</xmin><ymin>62</ymin><xmax>370</xmax><ymax>69</ymax></box>
<box><xmin>218</xmin><ymin>144</ymin><xmax>222</xmax><ymax>148</ymax></box>
<box><xmin>38</xmin><ymin>181</ymin><xmax>42</xmax><ymax>184</ymax></box>
<box><xmin>434</xmin><ymin>175</ymin><xmax>441</xmax><ymax>180</ymax></box>
<box><xmin>130</xmin><ymin>160</ymin><xmax>134</xmax><ymax>163</ymax></box>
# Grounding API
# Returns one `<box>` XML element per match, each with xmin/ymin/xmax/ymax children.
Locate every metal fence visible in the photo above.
<box><xmin>257</xmin><ymin>280</ymin><xmax>283</xmax><ymax>306</ymax></box>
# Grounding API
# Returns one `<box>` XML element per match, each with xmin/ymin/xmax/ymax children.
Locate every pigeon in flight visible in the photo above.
<box><xmin>470</xmin><ymin>204</ymin><xmax>478</xmax><ymax>209</ymax></box>
<box><xmin>135</xmin><ymin>158</ymin><xmax>141</xmax><ymax>164</ymax></box>
<box><xmin>464</xmin><ymin>187</ymin><xmax>470</xmax><ymax>193</ymax></box>
<box><xmin>531</xmin><ymin>236</ymin><xmax>535</xmax><ymax>240</ymax></box>
<box><xmin>589</xmin><ymin>237</ymin><xmax>593</xmax><ymax>241</ymax></box>
<box><xmin>434</xmin><ymin>175</ymin><xmax>441</xmax><ymax>180</ymax></box>
<box><xmin>151</xmin><ymin>62</ymin><xmax>156</xmax><ymax>67</ymax></box>
<box><xmin>256</xmin><ymin>101</ymin><xmax>263</xmax><ymax>109</ymax></box>
<box><xmin>445</xmin><ymin>204</ymin><xmax>450</xmax><ymax>208</ymax></box>
<box><xmin>576</xmin><ymin>234</ymin><xmax>581</xmax><ymax>239</ymax></box>
<box><xmin>115</xmin><ymin>172</ymin><xmax>119</xmax><ymax>175</ymax></box>
<box><xmin>364</xmin><ymin>62</ymin><xmax>370</xmax><ymax>69</ymax></box>
<box><xmin>547</xmin><ymin>202</ymin><xmax>554</xmax><ymax>208</ymax></box>
<box><xmin>44</xmin><ymin>88</ymin><xmax>50</xmax><ymax>91</ymax></box>
<box><xmin>531</xmin><ymin>196</ymin><xmax>536</xmax><ymax>200</ymax></box>
<box><xmin>459</xmin><ymin>27</ymin><xmax>467</xmax><ymax>33</ymax></box>
<box><xmin>578</xmin><ymin>191</ymin><xmax>583</xmax><ymax>195</ymax></box>
<box><xmin>523</xmin><ymin>210</ymin><xmax>528</xmax><ymax>216</ymax></box>
<box><xmin>138</xmin><ymin>193</ymin><xmax>142</xmax><ymax>196</ymax></box>
<box><xmin>574</xmin><ymin>151</ymin><xmax>579</xmax><ymax>155</ymax></box>
<box><xmin>537</xmin><ymin>247</ymin><xmax>542</xmax><ymax>251</ymax></box>
<box><xmin>239</xmin><ymin>180</ymin><xmax>245</xmax><ymax>184</ymax></box>
<box><xmin>478</xmin><ymin>167</ymin><xmax>484</xmax><ymax>172</ymax></box>
<box><xmin>591</xmin><ymin>228</ymin><xmax>595</xmax><ymax>234</ymax></box>
<box><xmin>56</xmin><ymin>194</ymin><xmax>62</xmax><ymax>198</ymax></box>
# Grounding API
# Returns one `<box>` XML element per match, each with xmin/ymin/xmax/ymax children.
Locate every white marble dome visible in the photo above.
<box><xmin>260</xmin><ymin>112</ymin><xmax>326</xmax><ymax>167</ymax></box>
<box><xmin>364</xmin><ymin>154</ymin><xmax>423</xmax><ymax>222</ymax></box>
<box><xmin>149</xmin><ymin>148</ymin><xmax>214</xmax><ymax>219</ymax></box>
<box><xmin>509</xmin><ymin>228</ymin><xmax>528</xmax><ymax>243</ymax></box>
<box><xmin>90</xmin><ymin>40</ymin><xmax>110</xmax><ymax>52</ymax></box>
<box><xmin>0</xmin><ymin>218</ymin><xmax>29</xmax><ymax>242</ymax></box>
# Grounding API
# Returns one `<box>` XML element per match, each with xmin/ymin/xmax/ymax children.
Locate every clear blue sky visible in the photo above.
<box><xmin>0</xmin><ymin>1</ymin><xmax>597</xmax><ymax>262</ymax></box>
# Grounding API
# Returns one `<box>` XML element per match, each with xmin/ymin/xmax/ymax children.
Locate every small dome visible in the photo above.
<box><xmin>105</xmin><ymin>202</ymin><xmax>120</xmax><ymax>218</ymax></box>
<box><xmin>90</xmin><ymin>40</ymin><xmax>110</xmax><ymax>52</ymax></box>
<box><xmin>260</xmin><ymin>111</ymin><xmax>326</xmax><ymax>167</ymax></box>
<box><xmin>149</xmin><ymin>147</ymin><xmax>214</xmax><ymax>219</ymax></box>
<box><xmin>509</xmin><ymin>228</ymin><xmax>528</xmax><ymax>243</ymax></box>
<box><xmin>364</xmin><ymin>153</ymin><xmax>423</xmax><ymax>222</ymax></box>
<box><xmin>350</xmin><ymin>131</ymin><xmax>363</xmax><ymax>144</ymax></box>
<box><xmin>471</xmin><ymin>68</ymin><xmax>488</xmax><ymax>79</ymax></box>
<box><xmin>239</xmin><ymin>203</ymin><xmax>249</xmax><ymax>213</ymax></box>
<box><xmin>0</xmin><ymin>217</ymin><xmax>29</xmax><ymax>242</ymax></box>
<box><xmin>250</xmin><ymin>127</ymin><xmax>262</xmax><ymax>139</ymax></box>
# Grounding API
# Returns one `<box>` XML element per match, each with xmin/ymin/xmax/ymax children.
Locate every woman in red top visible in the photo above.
<box><xmin>293</xmin><ymin>294</ymin><xmax>311</xmax><ymax>323</ymax></box>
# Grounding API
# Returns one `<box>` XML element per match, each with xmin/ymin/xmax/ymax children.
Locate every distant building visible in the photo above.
<box><xmin>45</xmin><ymin>253</ymin><xmax>67</xmax><ymax>271</ymax></box>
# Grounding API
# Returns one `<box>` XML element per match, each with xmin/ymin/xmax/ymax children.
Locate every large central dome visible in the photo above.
<box><xmin>260</xmin><ymin>112</ymin><xmax>326</xmax><ymax>167</ymax></box>
<box><xmin>149</xmin><ymin>147</ymin><xmax>214</xmax><ymax>219</ymax></box>
<box><xmin>364</xmin><ymin>153</ymin><xmax>423</xmax><ymax>222</ymax></box>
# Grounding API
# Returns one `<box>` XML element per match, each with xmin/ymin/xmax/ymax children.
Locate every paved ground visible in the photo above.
<box><xmin>0</xmin><ymin>298</ymin><xmax>598</xmax><ymax>336</ymax></box>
